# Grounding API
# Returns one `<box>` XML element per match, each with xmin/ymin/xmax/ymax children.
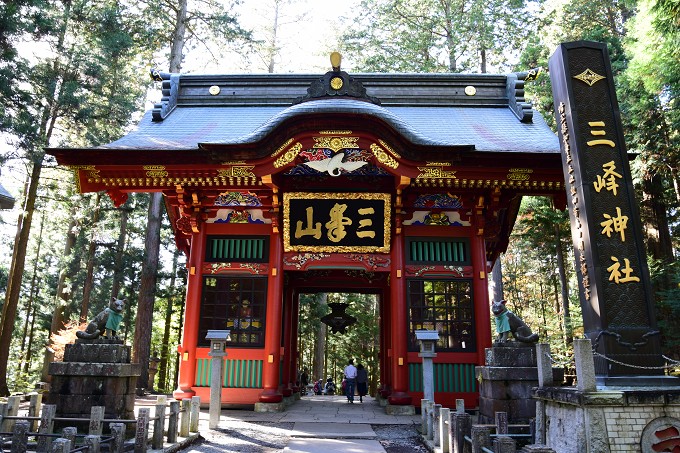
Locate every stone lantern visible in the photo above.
<box><xmin>415</xmin><ymin>330</ymin><xmax>439</xmax><ymax>402</ymax></box>
<box><xmin>205</xmin><ymin>330</ymin><xmax>230</xmax><ymax>428</ymax></box>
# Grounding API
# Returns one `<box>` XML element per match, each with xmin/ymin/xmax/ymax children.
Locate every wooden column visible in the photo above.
<box><xmin>388</xmin><ymin>235</ymin><xmax>411</xmax><ymax>405</ymax></box>
<box><xmin>173</xmin><ymin>230</ymin><xmax>206</xmax><ymax>400</ymax></box>
<box><xmin>259</xmin><ymin>233</ymin><xmax>284</xmax><ymax>403</ymax></box>
<box><xmin>471</xmin><ymin>232</ymin><xmax>492</xmax><ymax>365</ymax></box>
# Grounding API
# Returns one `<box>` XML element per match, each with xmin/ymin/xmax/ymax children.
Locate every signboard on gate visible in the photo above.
<box><xmin>283</xmin><ymin>192</ymin><xmax>391</xmax><ymax>253</ymax></box>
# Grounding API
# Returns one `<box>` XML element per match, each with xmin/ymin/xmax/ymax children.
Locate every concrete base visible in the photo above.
<box><xmin>385</xmin><ymin>404</ymin><xmax>416</xmax><ymax>415</ymax></box>
<box><xmin>283</xmin><ymin>395</ymin><xmax>295</xmax><ymax>406</ymax></box>
<box><xmin>254</xmin><ymin>401</ymin><xmax>285</xmax><ymax>413</ymax></box>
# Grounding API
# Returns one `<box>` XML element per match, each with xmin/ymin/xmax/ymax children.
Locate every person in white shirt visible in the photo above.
<box><xmin>343</xmin><ymin>359</ymin><xmax>358</xmax><ymax>403</ymax></box>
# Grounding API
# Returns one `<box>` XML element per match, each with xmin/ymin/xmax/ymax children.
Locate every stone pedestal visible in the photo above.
<box><xmin>476</xmin><ymin>344</ymin><xmax>562</xmax><ymax>424</ymax></box>
<box><xmin>47</xmin><ymin>339</ymin><xmax>140</xmax><ymax>420</ymax></box>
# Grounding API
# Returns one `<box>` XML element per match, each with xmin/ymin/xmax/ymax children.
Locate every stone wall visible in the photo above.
<box><xmin>536</xmin><ymin>387</ymin><xmax>680</xmax><ymax>453</ymax></box>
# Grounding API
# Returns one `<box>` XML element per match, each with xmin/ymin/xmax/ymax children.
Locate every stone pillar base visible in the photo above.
<box><xmin>386</xmin><ymin>404</ymin><xmax>416</xmax><ymax>415</ymax></box>
<box><xmin>254</xmin><ymin>401</ymin><xmax>285</xmax><ymax>413</ymax></box>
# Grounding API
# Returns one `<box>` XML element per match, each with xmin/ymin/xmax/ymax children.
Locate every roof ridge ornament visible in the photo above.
<box><xmin>292</xmin><ymin>52</ymin><xmax>381</xmax><ymax>105</ymax></box>
<box><xmin>150</xmin><ymin>69</ymin><xmax>179</xmax><ymax>122</ymax></box>
<box><xmin>506</xmin><ymin>68</ymin><xmax>542</xmax><ymax>123</ymax></box>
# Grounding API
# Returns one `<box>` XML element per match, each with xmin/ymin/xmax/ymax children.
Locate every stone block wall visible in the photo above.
<box><xmin>536</xmin><ymin>387</ymin><xmax>680</xmax><ymax>453</ymax></box>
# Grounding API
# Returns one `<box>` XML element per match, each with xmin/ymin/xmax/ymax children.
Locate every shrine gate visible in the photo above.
<box><xmin>48</xmin><ymin>55</ymin><xmax>564</xmax><ymax>409</ymax></box>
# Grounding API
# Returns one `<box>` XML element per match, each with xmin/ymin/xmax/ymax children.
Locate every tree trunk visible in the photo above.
<box><xmin>554</xmin><ymin>223</ymin><xmax>573</xmax><ymax>344</ymax></box>
<box><xmin>169</xmin><ymin>0</ymin><xmax>188</xmax><ymax>73</ymax></box>
<box><xmin>157</xmin><ymin>251</ymin><xmax>179</xmax><ymax>392</ymax></box>
<box><xmin>20</xmin><ymin>212</ymin><xmax>45</xmax><ymax>373</ymax></box>
<box><xmin>80</xmin><ymin>192</ymin><xmax>102</xmax><ymax>321</ymax></box>
<box><xmin>24</xmin><ymin>303</ymin><xmax>38</xmax><ymax>374</ymax></box>
<box><xmin>313</xmin><ymin>293</ymin><xmax>327</xmax><ymax>382</ymax></box>
<box><xmin>131</xmin><ymin>0</ymin><xmax>186</xmax><ymax>393</ymax></box>
<box><xmin>641</xmin><ymin>172</ymin><xmax>675</xmax><ymax>291</ymax></box>
<box><xmin>0</xmin><ymin>156</ymin><xmax>44</xmax><ymax>395</ymax></box>
<box><xmin>49</xmin><ymin>206</ymin><xmax>79</xmax><ymax>336</ymax></box>
<box><xmin>267</xmin><ymin>0</ymin><xmax>280</xmax><ymax>73</ymax></box>
<box><xmin>133</xmin><ymin>193</ymin><xmax>163</xmax><ymax>391</ymax></box>
<box><xmin>490</xmin><ymin>258</ymin><xmax>504</xmax><ymax>302</ymax></box>
<box><xmin>111</xmin><ymin>204</ymin><xmax>130</xmax><ymax>299</ymax></box>
<box><xmin>480</xmin><ymin>46</ymin><xmax>487</xmax><ymax>73</ymax></box>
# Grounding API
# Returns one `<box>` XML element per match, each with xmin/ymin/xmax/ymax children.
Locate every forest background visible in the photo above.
<box><xmin>0</xmin><ymin>0</ymin><xmax>678</xmax><ymax>397</ymax></box>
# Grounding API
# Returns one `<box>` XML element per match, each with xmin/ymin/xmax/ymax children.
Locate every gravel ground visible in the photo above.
<box><xmin>181</xmin><ymin>421</ymin><xmax>429</xmax><ymax>453</ymax></box>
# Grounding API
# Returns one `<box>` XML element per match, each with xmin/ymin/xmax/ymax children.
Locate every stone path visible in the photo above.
<box><xmin>181</xmin><ymin>394</ymin><xmax>423</xmax><ymax>452</ymax></box>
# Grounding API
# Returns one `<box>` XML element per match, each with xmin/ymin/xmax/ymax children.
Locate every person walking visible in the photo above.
<box><xmin>343</xmin><ymin>359</ymin><xmax>357</xmax><ymax>403</ymax></box>
<box><xmin>356</xmin><ymin>363</ymin><xmax>368</xmax><ymax>403</ymax></box>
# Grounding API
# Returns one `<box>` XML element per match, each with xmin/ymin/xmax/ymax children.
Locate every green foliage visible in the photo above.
<box><xmin>502</xmin><ymin>197</ymin><xmax>581</xmax><ymax>366</ymax></box>
<box><xmin>339</xmin><ymin>0</ymin><xmax>536</xmax><ymax>73</ymax></box>
<box><xmin>299</xmin><ymin>292</ymin><xmax>380</xmax><ymax>392</ymax></box>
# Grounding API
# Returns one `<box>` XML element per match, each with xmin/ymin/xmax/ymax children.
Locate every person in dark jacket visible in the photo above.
<box><xmin>356</xmin><ymin>363</ymin><xmax>368</xmax><ymax>403</ymax></box>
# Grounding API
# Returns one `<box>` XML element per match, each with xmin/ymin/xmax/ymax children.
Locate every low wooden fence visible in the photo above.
<box><xmin>420</xmin><ymin>398</ymin><xmax>556</xmax><ymax>453</ymax></box>
<box><xmin>0</xmin><ymin>394</ymin><xmax>201</xmax><ymax>452</ymax></box>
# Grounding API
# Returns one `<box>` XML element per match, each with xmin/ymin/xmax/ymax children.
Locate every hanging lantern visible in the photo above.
<box><xmin>321</xmin><ymin>302</ymin><xmax>357</xmax><ymax>334</ymax></box>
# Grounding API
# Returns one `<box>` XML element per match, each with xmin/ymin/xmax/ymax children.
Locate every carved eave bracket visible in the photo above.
<box><xmin>173</xmin><ymin>186</ymin><xmax>217</xmax><ymax>235</ymax></box>
<box><xmin>150</xmin><ymin>70</ymin><xmax>179</xmax><ymax>122</ymax></box>
<box><xmin>293</xmin><ymin>70</ymin><xmax>381</xmax><ymax>105</ymax></box>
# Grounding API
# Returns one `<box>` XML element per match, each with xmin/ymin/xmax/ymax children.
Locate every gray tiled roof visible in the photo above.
<box><xmin>0</xmin><ymin>182</ymin><xmax>15</xmax><ymax>210</ymax></box>
<box><xmin>103</xmin><ymin>98</ymin><xmax>559</xmax><ymax>154</ymax></box>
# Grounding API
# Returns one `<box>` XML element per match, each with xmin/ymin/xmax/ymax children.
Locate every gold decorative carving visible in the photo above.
<box><xmin>220</xmin><ymin>160</ymin><xmax>246</xmax><ymax>165</ymax></box>
<box><xmin>283</xmin><ymin>192</ymin><xmax>391</xmax><ymax>253</ymax></box>
<box><xmin>274</xmin><ymin>142</ymin><xmax>303</xmax><ymax>168</ymax></box>
<box><xmin>271</xmin><ymin>138</ymin><xmax>295</xmax><ymax>157</ymax></box>
<box><xmin>370</xmin><ymin>143</ymin><xmax>399</xmax><ymax>169</ymax></box>
<box><xmin>417</xmin><ymin>166</ymin><xmax>457</xmax><ymax>179</ymax></box>
<box><xmin>313</xmin><ymin>136</ymin><xmax>359</xmax><ymax>151</ymax></box>
<box><xmin>330</xmin><ymin>77</ymin><xmax>343</xmax><ymax>90</ymax></box>
<box><xmin>143</xmin><ymin>165</ymin><xmax>165</xmax><ymax>171</ymax></box>
<box><xmin>146</xmin><ymin>170</ymin><xmax>168</xmax><ymax>178</ymax></box>
<box><xmin>67</xmin><ymin>165</ymin><xmax>97</xmax><ymax>170</ymax></box>
<box><xmin>217</xmin><ymin>166</ymin><xmax>256</xmax><ymax>178</ymax></box>
<box><xmin>573</xmin><ymin>68</ymin><xmax>605</xmax><ymax>86</ymax></box>
<box><xmin>319</xmin><ymin>130</ymin><xmax>352</xmax><ymax>135</ymax></box>
<box><xmin>426</xmin><ymin>162</ymin><xmax>451</xmax><ymax>166</ymax></box>
<box><xmin>507</xmin><ymin>168</ymin><xmax>532</xmax><ymax>181</ymax></box>
<box><xmin>378</xmin><ymin>140</ymin><xmax>401</xmax><ymax>158</ymax></box>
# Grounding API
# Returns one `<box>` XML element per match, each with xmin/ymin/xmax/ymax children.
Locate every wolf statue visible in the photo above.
<box><xmin>491</xmin><ymin>300</ymin><xmax>539</xmax><ymax>344</ymax></box>
<box><xmin>76</xmin><ymin>298</ymin><xmax>125</xmax><ymax>340</ymax></box>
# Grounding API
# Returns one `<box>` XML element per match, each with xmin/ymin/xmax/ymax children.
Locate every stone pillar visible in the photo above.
<box><xmin>574</xmin><ymin>338</ymin><xmax>596</xmax><ymax>391</ymax></box>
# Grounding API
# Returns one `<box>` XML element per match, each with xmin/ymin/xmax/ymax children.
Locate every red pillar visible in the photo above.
<box><xmin>259</xmin><ymin>234</ymin><xmax>284</xmax><ymax>403</ymax></box>
<box><xmin>388</xmin><ymin>235</ymin><xmax>411</xmax><ymax>405</ymax></box>
<box><xmin>173</xmin><ymin>230</ymin><xmax>205</xmax><ymax>400</ymax></box>
<box><xmin>471</xmin><ymin>233</ymin><xmax>492</xmax><ymax>364</ymax></box>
